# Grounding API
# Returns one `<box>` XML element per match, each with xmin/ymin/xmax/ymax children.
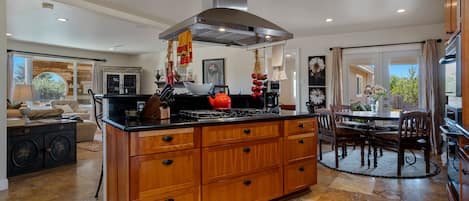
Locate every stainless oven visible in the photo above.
<box><xmin>440</xmin><ymin>34</ymin><xmax>461</xmax><ymax>97</ymax></box>
<box><xmin>441</xmin><ymin>118</ymin><xmax>463</xmax><ymax>200</ymax></box>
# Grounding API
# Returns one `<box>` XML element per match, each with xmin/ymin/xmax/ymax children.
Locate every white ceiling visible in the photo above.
<box><xmin>6</xmin><ymin>0</ymin><xmax>444</xmax><ymax>54</ymax></box>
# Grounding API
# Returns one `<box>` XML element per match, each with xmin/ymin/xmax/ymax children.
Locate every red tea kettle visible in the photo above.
<box><xmin>208</xmin><ymin>85</ymin><xmax>232</xmax><ymax>110</ymax></box>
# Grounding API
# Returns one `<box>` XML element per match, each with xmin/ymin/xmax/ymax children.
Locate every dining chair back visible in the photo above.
<box><xmin>397</xmin><ymin>111</ymin><xmax>432</xmax><ymax>141</ymax></box>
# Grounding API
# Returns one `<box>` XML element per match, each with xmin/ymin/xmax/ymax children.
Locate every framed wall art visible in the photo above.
<box><xmin>308</xmin><ymin>56</ymin><xmax>326</xmax><ymax>86</ymax></box>
<box><xmin>308</xmin><ymin>87</ymin><xmax>327</xmax><ymax>109</ymax></box>
<box><xmin>202</xmin><ymin>58</ymin><xmax>225</xmax><ymax>86</ymax></box>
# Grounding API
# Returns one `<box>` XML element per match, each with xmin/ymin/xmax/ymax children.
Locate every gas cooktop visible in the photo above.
<box><xmin>179</xmin><ymin>108</ymin><xmax>278</xmax><ymax>120</ymax></box>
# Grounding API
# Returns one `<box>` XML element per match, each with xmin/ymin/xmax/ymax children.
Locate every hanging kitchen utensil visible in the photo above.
<box><xmin>253</xmin><ymin>49</ymin><xmax>262</xmax><ymax>74</ymax></box>
<box><xmin>166</xmin><ymin>40</ymin><xmax>175</xmax><ymax>86</ymax></box>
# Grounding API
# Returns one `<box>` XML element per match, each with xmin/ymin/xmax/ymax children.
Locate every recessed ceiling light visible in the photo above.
<box><xmin>397</xmin><ymin>9</ymin><xmax>406</xmax><ymax>13</ymax></box>
<box><xmin>265</xmin><ymin>35</ymin><xmax>272</xmax><ymax>39</ymax></box>
<box><xmin>57</xmin><ymin>18</ymin><xmax>68</xmax><ymax>22</ymax></box>
<box><xmin>218</xmin><ymin>27</ymin><xmax>226</xmax><ymax>32</ymax></box>
<box><xmin>5</xmin><ymin>33</ymin><xmax>12</xmax><ymax>37</ymax></box>
<box><xmin>108</xmin><ymin>47</ymin><xmax>115</xmax><ymax>51</ymax></box>
<box><xmin>325</xmin><ymin>18</ymin><xmax>334</xmax><ymax>23</ymax></box>
<box><xmin>285</xmin><ymin>54</ymin><xmax>292</xmax><ymax>57</ymax></box>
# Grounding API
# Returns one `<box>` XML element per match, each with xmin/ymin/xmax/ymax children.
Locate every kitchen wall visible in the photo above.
<box><xmin>7</xmin><ymin>40</ymin><xmax>134</xmax><ymax>66</ymax></box>
<box><xmin>131</xmin><ymin>46</ymin><xmax>255</xmax><ymax>95</ymax></box>
<box><xmin>0</xmin><ymin>0</ymin><xmax>8</xmax><ymax>191</ymax></box>
<box><xmin>286</xmin><ymin>23</ymin><xmax>446</xmax><ymax>112</ymax></box>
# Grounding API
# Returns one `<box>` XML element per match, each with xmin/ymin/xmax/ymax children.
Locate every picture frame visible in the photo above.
<box><xmin>308</xmin><ymin>86</ymin><xmax>327</xmax><ymax>109</ymax></box>
<box><xmin>308</xmin><ymin>56</ymin><xmax>326</xmax><ymax>86</ymax></box>
<box><xmin>202</xmin><ymin>58</ymin><xmax>225</xmax><ymax>86</ymax></box>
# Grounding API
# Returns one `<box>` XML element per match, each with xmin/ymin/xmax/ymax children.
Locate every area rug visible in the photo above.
<box><xmin>77</xmin><ymin>140</ymin><xmax>102</xmax><ymax>152</ymax></box>
<box><xmin>318</xmin><ymin>148</ymin><xmax>440</xmax><ymax>179</ymax></box>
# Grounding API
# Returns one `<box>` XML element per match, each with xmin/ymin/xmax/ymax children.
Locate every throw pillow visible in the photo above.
<box><xmin>55</xmin><ymin>104</ymin><xmax>74</xmax><ymax>113</ymax></box>
<box><xmin>6</xmin><ymin>99</ymin><xmax>22</xmax><ymax>109</ymax></box>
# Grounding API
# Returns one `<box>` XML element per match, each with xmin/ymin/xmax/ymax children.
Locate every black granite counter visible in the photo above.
<box><xmin>102</xmin><ymin>111</ymin><xmax>316</xmax><ymax>132</ymax></box>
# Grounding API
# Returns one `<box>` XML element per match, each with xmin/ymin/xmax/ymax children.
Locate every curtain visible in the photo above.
<box><xmin>331</xmin><ymin>47</ymin><xmax>343</xmax><ymax>106</ymax></box>
<box><xmin>423</xmin><ymin>39</ymin><xmax>444</xmax><ymax>154</ymax></box>
<box><xmin>7</xmin><ymin>53</ymin><xmax>13</xmax><ymax>100</ymax></box>
<box><xmin>91</xmin><ymin>61</ymin><xmax>104</xmax><ymax>93</ymax></box>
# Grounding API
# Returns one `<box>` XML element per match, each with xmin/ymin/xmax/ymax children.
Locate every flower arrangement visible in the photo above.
<box><xmin>364</xmin><ymin>84</ymin><xmax>388</xmax><ymax>103</ymax></box>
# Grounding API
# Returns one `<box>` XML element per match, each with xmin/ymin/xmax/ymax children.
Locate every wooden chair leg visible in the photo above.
<box><xmin>373</xmin><ymin>146</ymin><xmax>378</xmax><ymax>168</ymax></box>
<box><xmin>319</xmin><ymin>140</ymin><xmax>323</xmax><ymax>161</ymax></box>
<box><xmin>424</xmin><ymin>148</ymin><xmax>430</xmax><ymax>173</ymax></box>
<box><xmin>360</xmin><ymin>141</ymin><xmax>365</xmax><ymax>166</ymax></box>
<box><xmin>335</xmin><ymin>144</ymin><xmax>339</xmax><ymax>168</ymax></box>
<box><xmin>344</xmin><ymin>144</ymin><xmax>348</xmax><ymax>156</ymax></box>
<box><xmin>379</xmin><ymin>148</ymin><xmax>383</xmax><ymax>157</ymax></box>
<box><xmin>397</xmin><ymin>148</ymin><xmax>404</xmax><ymax>176</ymax></box>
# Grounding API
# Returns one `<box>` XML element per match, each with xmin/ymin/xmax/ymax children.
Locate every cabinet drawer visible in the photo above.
<box><xmin>130</xmin><ymin>128</ymin><xmax>197</xmax><ymax>156</ymax></box>
<box><xmin>130</xmin><ymin>149</ymin><xmax>200</xmax><ymax>201</ymax></box>
<box><xmin>139</xmin><ymin>187</ymin><xmax>200</xmax><ymax>201</ymax></box>
<box><xmin>284</xmin><ymin>159</ymin><xmax>317</xmax><ymax>194</ymax></box>
<box><xmin>284</xmin><ymin>118</ymin><xmax>317</xmax><ymax>136</ymax></box>
<box><xmin>284</xmin><ymin>133</ymin><xmax>317</xmax><ymax>164</ymax></box>
<box><xmin>202</xmin><ymin>121</ymin><xmax>280</xmax><ymax>147</ymax></box>
<box><xmin>202</xmin><ymin>168</ymin><xmax>283</xmax><ymax>201</ymax></box>
<box><xmin>202</xmin><ymin>138</ymin><xmax>282</xmax><ymax>184</ymax></box>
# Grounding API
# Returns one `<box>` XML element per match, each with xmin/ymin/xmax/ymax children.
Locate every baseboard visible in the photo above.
<box><xmin>0</xmin><ymin>178</ymin><xmax>8</xmax><ymax>191</ymax></box>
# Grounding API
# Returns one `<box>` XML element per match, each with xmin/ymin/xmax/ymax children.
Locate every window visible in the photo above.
<box><xmin>13</xmin><ymin>56</ymin><xmax>26</xmax><ymax>84</ymax></box>
<box><xmin>32</xmin><ymin>72</ymin><xmax>67</xmax><ymax>101</ymax></box>
<box><xmin>388</xmin><ymin>59</ymin><xmax>419</xmax><ymax>110</ymax></box>
<box><xmin>356</xmin><ymin>75</ymin><xmax>363</xmax><ymax>96</ymax></box>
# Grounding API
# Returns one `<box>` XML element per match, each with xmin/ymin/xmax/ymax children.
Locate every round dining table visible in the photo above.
<box><xmin>334</xmin><ymin>111</ymin><xmax>401</xmax><ymax>168</ymax></box>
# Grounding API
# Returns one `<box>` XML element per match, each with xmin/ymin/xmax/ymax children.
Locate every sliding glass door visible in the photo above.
<box><xmin>343</xmin><ymin>48</ymin><xmax>422</xmax><ymax>111</ymax></box>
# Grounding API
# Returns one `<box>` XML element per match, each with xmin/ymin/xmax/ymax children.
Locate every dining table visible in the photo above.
<box><xmin>334</xmin><ymin>111</ymin><xmax>401</xmax><ymax>168</ymax></box>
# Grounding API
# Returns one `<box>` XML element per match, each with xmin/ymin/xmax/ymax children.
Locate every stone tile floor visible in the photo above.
<box><xmin>0</xmin><ymin>146</ymin><xmax>448</xmax><ymax>201</ymax></box>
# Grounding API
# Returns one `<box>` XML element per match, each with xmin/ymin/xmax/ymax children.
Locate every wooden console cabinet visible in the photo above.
<box><xmin>7</xmin><ymin>120</ymin><xmax>77</xmax><ymax>177</ymax></box>
<box><xmin>106</xmin><ymin>117</ymin><xmax>318</xmax><ymax>201</ymax></box>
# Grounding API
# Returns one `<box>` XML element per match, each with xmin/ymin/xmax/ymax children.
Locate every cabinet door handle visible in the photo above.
<box><xmin>162</xmin><ymin>159</ymin><xmax>173</xmax><ymax>166</ymax></box>
<box><xmin>243</xmin><ymin>147</ymin><xmax>251</xmax><ymax>153</ymax></box>
<box><xmin>243</xmin><ymin>180</ymin><xmax>252</xmax><ymax>186</ymax></box>
<box><xmin>298</xmin><ymin>167</ymin><xmax>305</xmax><ymax>172</ymax></box>
<box><xmin>298</xmin><ymin>139</ymin><xmax>305</xmax><ymax>144</ymax></box>
<box><xmin>165</xmin><ymin>199</ymin><xmax>175</xmax><ymax>201</ymax></box>
<box><xmin>243</xmin><ymin>129</ymin><xmax>251</xmax><ymax>135</ymax></box>
<box><xmin>162</xmin><ymin>135</ymin><xmax>173</xmax><ymax>142</ymax></box>
<box><xmin>298</xmin><ymin>123</ymin><xmax>305</xmax><ymax>128</ymax></box>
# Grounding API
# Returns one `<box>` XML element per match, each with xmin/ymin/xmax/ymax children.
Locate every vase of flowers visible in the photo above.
<box><xmin>364</xmin><ymin>85</ymin><xmax>388</xmax><ymax>113</ymax></box>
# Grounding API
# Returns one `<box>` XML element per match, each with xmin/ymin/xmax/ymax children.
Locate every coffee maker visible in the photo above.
<box><xmin>264</xmin><ymin>92</ymin><xmax>279</xmax><ymax>113</ymax></box>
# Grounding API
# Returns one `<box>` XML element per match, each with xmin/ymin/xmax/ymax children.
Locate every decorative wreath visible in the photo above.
<box><xmin>309</xmin><ymin>57</ymin><xmax>325</xmax><ymax>75</ymax></box>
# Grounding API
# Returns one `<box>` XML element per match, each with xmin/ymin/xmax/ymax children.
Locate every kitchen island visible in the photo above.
<box><xmin>103</xmin><ymin>111</ymin><xmax>317</xmax><ymax>201</ymax></box>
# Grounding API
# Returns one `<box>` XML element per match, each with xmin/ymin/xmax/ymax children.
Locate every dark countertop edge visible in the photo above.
<box><xmin>102</xmin><ymin>94</ymin><xmax>152</xmax><ymax>99</ymax></box>
<box><xmin>102</xmin><ymin>113</ymin><xmax>317</xmax><ymax>132</ymax></box>
<box><xmin>456</xmin><ymin>124</ymin><xmax>469</xmax><ymax>138</ymax></box>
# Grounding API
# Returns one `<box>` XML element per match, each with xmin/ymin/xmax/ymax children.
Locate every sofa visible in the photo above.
<box><xmin>7</xmin><ymin>108</ymin><xmax>97</xmax><ymax>143</ymax></box>
<box><xmin>51</xmin><ymin>100</ymin><xmax>91</xmax><ymax>120</ymax></box>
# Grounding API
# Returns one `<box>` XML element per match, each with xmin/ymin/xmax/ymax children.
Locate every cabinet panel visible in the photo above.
<box><xmin>130</xmin><ymin>128</ymin><xmax>197</xmax><ymax>156</ymax></box>
<box><xmin>139</xmin><ymin>187</ymin><xmax>200</xmax><ymax>201</ymax></box>
<box><xmin>202</xmin><ymin>121</ymin><xmax>280</xmax><ymax>147</ymax></box>
<box><xmin>460</xmin><ymin>150</ymin><xmax>469</xmax><ymax>201</ymax></box>
<box><xmin>202</xmin><ymin>138</ymin><xmax>282</xmax><ymax>184</ymax></box>
<box><xmin>284</xmin><ymin>133</ymin><xmax>317</xmax><ymax>164</ymax></box>
<box><xmin>130</xmin><ymin>149</ymin><xmax>200</xmax><ymax>201</ymax></box>
<box><xmin>284</xmin><ymin>159</ymin><xmax>317</xmax><ymax>194</ymax></box>
<box><xmin>202</xmin><ymin>168</ymin><xmax>283</xmax><ymax>201</ymax></box>
<box><xmin>44</xmin><ymin>131</ymin><xmax>77</xmax><ymax>168</ymax></box>
<box><xmin>105</xmin><ymin>73</ymin><xmax>121</xmax><ymax>94</ymax></box>
<box><xmin>7</xmin><ymin>134</ymin><xmax>44</xmax><ymax>177</ymax></box>
<box><xmin>284</xmin><ymin>118</ymin><xmax>317</xmax><ymax>136</ymax></box>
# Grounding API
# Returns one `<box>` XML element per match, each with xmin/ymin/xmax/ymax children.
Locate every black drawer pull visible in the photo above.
<box><xmin>243</xmin><ymin>147</ymin><xmax>251</xmax><ymax>153</ymax></box>
<box><xmin>162</xmin><ymin>159</ymin><xmax>173</xmax><ymax>166</ymax></box>
<box><xmin>298</xmin><ymin>139</ymin><xmax>305</xmax><ymax>144</ymax></box>
<box><xmin>162</xmin><ymin>135</ymin><xmax>173</xmax><ymax>142</ymax></box>
<box><xmin>243</xmin><ymin>180</ymin><xmax>252</xmax><ymax>186</ymax></box>
<box><xmin>298</xmin><ymin>123</ymin><xmax>305</xmax><ymax>128</ymax></box>
<box><xmin>243</xmin><ymin>129</ymin><xmax>251</xmax><ymax>135</ymax></box>
<box><xmin>298</xmin><ymin>167</ymin><xmax>305</xmax><ymax>172</ymax></box>
<box><xmin>165</xmin><ymin>199</ymin><xmax>175</xmax><ymax>201</ymax></box>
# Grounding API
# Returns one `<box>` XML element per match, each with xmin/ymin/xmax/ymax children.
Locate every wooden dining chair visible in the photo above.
<box><xmin>316</xmin><ymin>109</ymin><xmax>366</xmax><ymax>168</ymax></box>
<box><xmin>373</xmin><ymin>111</ymin><xmax>432</xmax><ymax>176</ymax></box>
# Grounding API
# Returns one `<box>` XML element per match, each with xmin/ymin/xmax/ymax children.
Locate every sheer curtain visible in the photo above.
<box><xmin>7</xmin><ymin>53</ymin><xmax>13</xmax><ymax>99</ymax></box>
<box><xmin>91</xmin><ymin>61</ymin><xmax>104</xmax><ymax>93</ymax></box>
<box><xmin>331</xmin><ymin>47</ymin><xmax>343</xmax><ymax>106</ymax></box>
<box><xmin>422</xmin><ymin>39</ymin><xmax>444</xmax><ymax>154</ymax></box>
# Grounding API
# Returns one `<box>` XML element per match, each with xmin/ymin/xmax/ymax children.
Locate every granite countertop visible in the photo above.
<box><xmin>102</xmin><ymin>111</ymin><xmax>316</xmax><ymax>132</ymax></box>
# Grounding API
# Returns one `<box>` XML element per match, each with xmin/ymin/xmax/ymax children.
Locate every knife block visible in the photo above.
<box><xmin>141</xmin><ymin>95</ymin><xmax>161</xmax><ymax>119</ymax></box>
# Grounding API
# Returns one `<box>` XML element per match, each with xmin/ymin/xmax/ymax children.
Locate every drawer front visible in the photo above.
<box><xmin>130</xmin><ymin>149</ymin><xmax>200</xmax><ymax>201</ymax></box>
<box><xmin>461</xmin><ymin>149</ymin><xmax>469</xmax><ymax>201</ymax></box>
<box><xmin>139</xmin><ymin>187</ymin><xmax>200</xmax><ymax>201</ymax></box>
<box><xmin>284</xmin><ymin>118</ymin><xmax>317</xmax><ymax>136</ymax></box>
<box><xmin>284</xmin><ymin>159</ymin><xmax>317</xmax><ymax>194</ymax></box>
<box><xmin>202</xmin><ymin>138</ymin><xmax>282</xmax><ymax>184</ymax></box>
<box><xmin>202</xmin><ymin>121</ymin><xmax>280</xmax><ymax>147</ymax></box>
<box><xmin>130</xmin><ymin>128</ymin><xmax>197</xmax><ymax>156</ymax></box>
<box><xmin>202</xmin><ymin>168</ymin><xmax>283</xmax><ymax>201</ymax></box>
<box><xmin>284</xmin><ymin>133</ymin><xmax>317</xmax><ymax>164</ymax></box>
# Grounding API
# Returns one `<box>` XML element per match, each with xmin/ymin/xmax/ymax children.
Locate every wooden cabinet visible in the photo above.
<box><xmin>201</xmin><ymin>121</ymin><xmax>280</xmax><ymax>147</ymax></box>
<box><xmin>445</xmin><ymin>0</ymin><xmax>461</xmax><ymax>36</ymax></box>
<box><xmin>130</xmin><ymin>149</ymin><xmax>200</xmax><ymax>201</ymax></box>
<box><xmin>202</xmin><ymin>138</ymin><xmax>282</xmax><ymax>184</ymax></box>
<box><xmin>130</xmin><ymin>128</ymin><xmax>198</xmax><ymax>156</ymax></box>
<box><xmin>284</xmin><ymin>133</ymin><xmax>317</xmax><ymax>164</ymax></box>
<box><xmin>202</xmin><ymin>168</ymin><xmax>283</xmax><ymax>201</ymax></box>
<box><xmin>284</xmin><ymin>118</ymin><xmax>317</xmax><ymax>136</ymax></box>
<box><xmin>284</xmin><ymin>159</ymin><xmax>317</xmax><ymax>194</ymax></box>
<box><xmin>143</xmin><ymin>187</ymin><xmax>200</xmax><ymax>201</ymax></box>
<box><xmin>103</xmin><ymin>66</ymin><xmax>142</xmax><ymax>95</ymax></box>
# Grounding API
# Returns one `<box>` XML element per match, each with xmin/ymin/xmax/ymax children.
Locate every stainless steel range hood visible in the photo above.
<box><xmin>158</xmin><ymin>0</ymin><xmax>293</xmax><ymax>47</ymax></box>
